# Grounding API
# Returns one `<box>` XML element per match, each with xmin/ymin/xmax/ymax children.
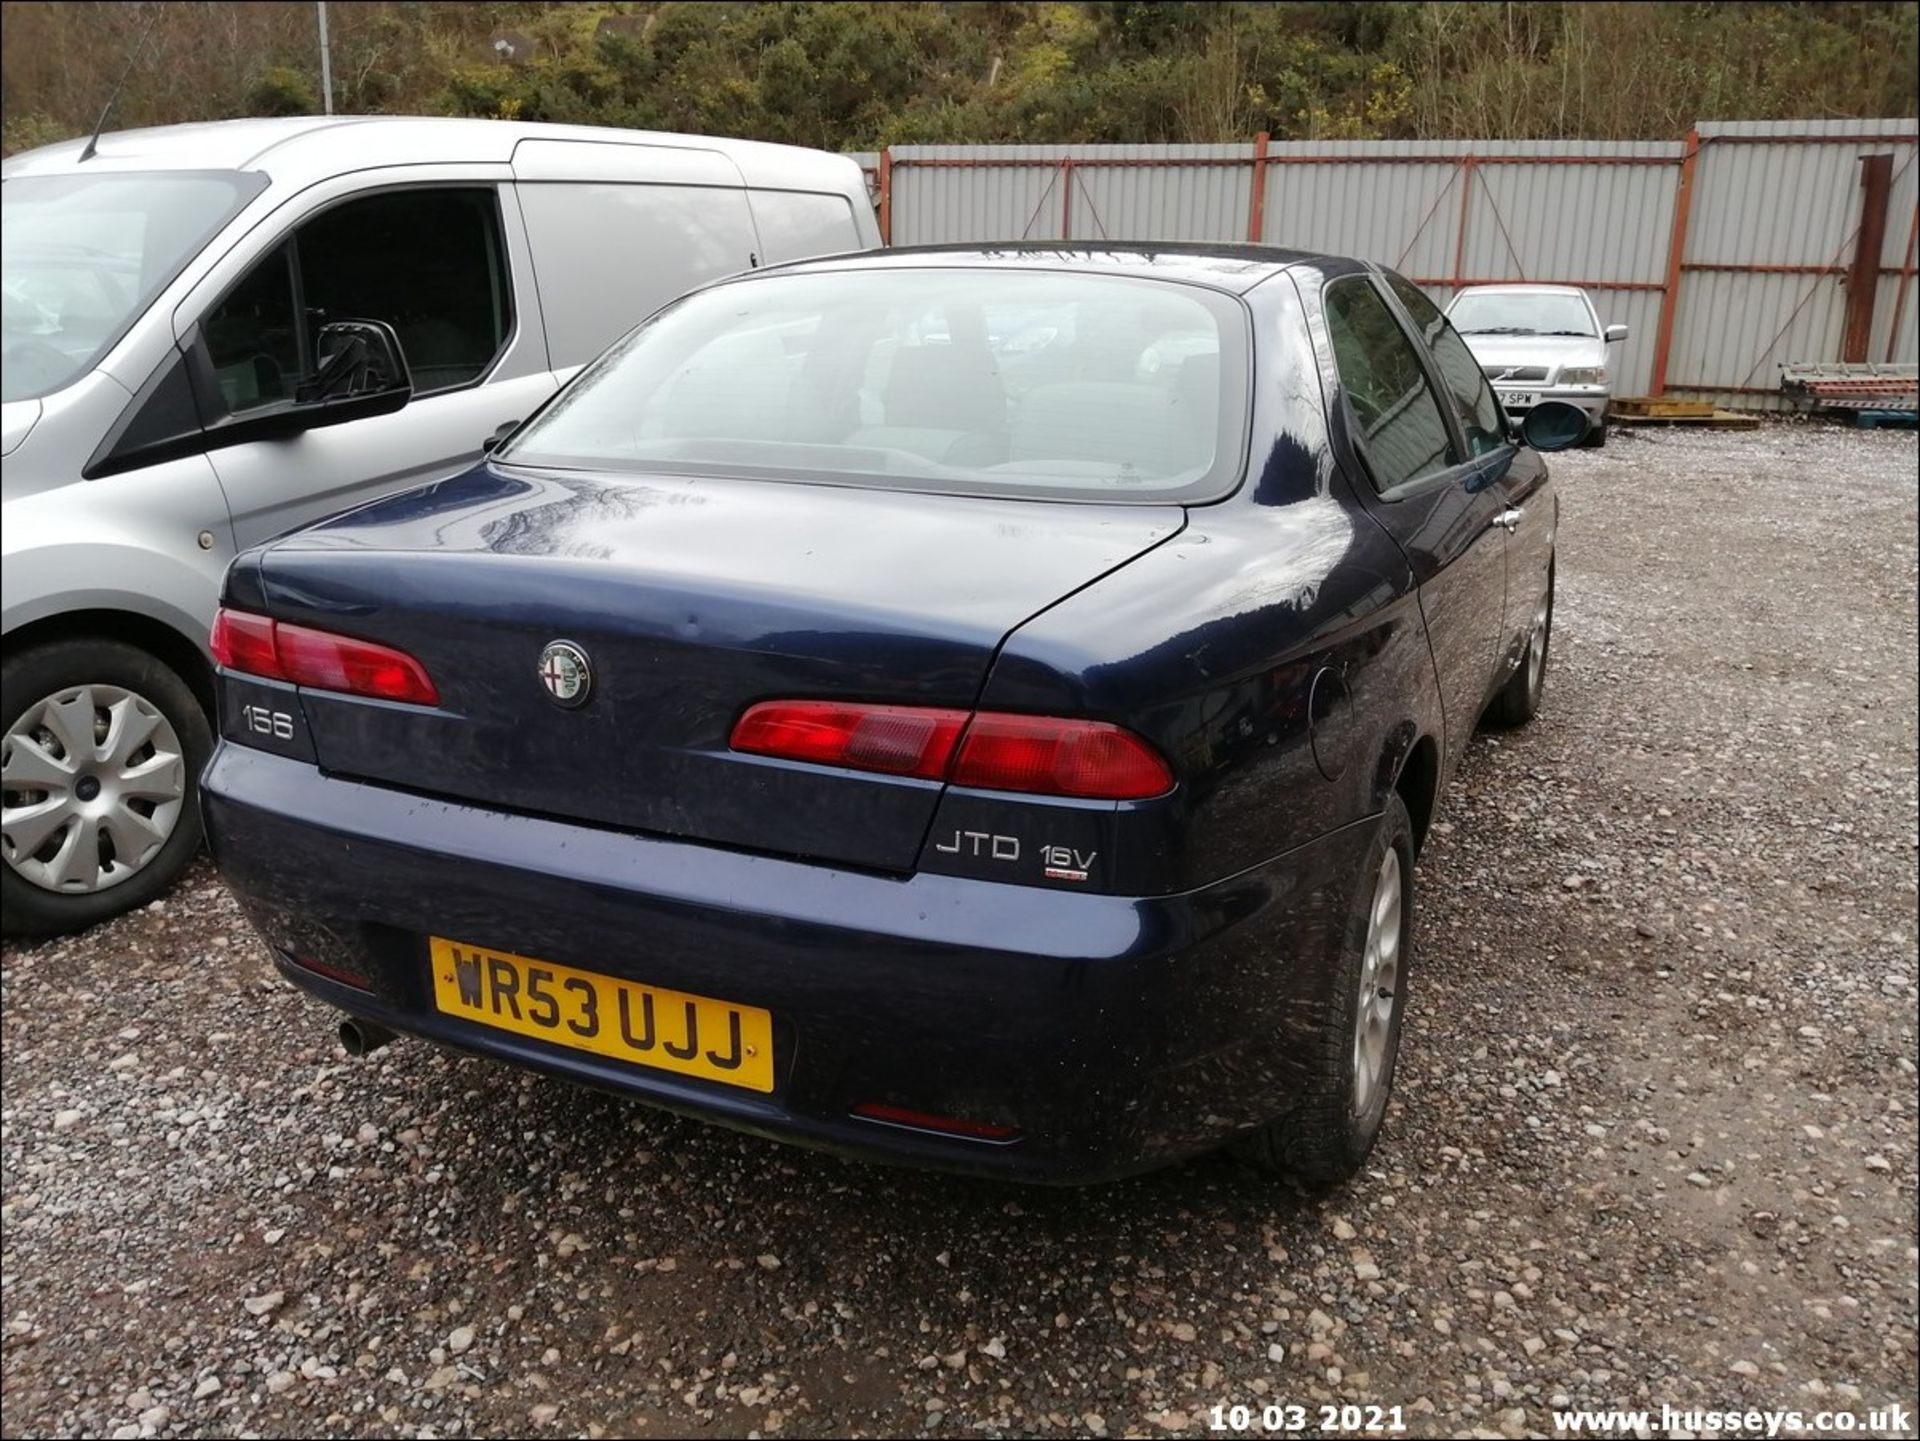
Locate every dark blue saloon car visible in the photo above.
<box><xmin>202</xmin><ymin>245</ymin><xmax>1579</xmax><ymax>1186</ymax></box>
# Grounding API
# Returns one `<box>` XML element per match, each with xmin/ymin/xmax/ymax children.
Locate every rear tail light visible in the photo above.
<box><xmin>208</xmin><ymin>609</ymin><xmax>278</xmax><ymax>677</ymax></box>
<box><xmin>731</xmin><ymin>701</ymin><xmax>968</xmax><ymax>780</ymax></box>
<box><xmin>850</xmin><ymin>1102</ymin><xmax>1020</xmax><ymax>1142</ymax></box>
<box><xmin>951</xmin><ymin>713</ymin><xmax>1174</xmax><ymax>800</ymax></box>
<box><xmin>730</xmin><ymin>701</ymin><xmax>1173</xmax><ymax>800</ymax></box>
<box><xmin>211</xmin><ymin>607</ymin><xmax>439</xmax><ymax>706</ymax></box>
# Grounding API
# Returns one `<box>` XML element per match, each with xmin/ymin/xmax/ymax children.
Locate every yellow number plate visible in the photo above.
<box><xmin>428</xmin><ymin>937</ymin><xmax>774</xmax><ymax>1093</ymax></box>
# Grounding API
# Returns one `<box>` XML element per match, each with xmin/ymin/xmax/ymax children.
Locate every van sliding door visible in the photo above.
<box><xmin>510</xmin><ymin>139</ymin><xmax>761</xmax><ymax>374</ymax></box>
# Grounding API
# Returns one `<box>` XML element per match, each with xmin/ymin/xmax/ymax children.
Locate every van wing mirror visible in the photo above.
<box><xmin>187</xmin><ymin>318</ymin><xmax>412</xmax><ymax>450</ymax></box>
<box><xmin>86</xmin><ymin>320</ymin><xmax>414</xmax><ymax>478</ymax></box>
<box><xmin>297</xmin><ymin>319</ymin><xmax>412</xmax><ymax>404</ymax></box>
<box><xmin>1604</xmin><ymin>323</ymin><xmax>1629</xmax><ymax>343</ymax></box>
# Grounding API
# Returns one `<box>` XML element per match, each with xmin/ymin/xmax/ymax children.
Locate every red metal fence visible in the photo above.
<box><xmin>859</xmin><ymin>122</ymin><xmax>1918</xmax><ymax>404</ymax></box>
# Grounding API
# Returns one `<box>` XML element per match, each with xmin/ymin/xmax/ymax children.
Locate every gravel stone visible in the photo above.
<box><xmin>2</xmin><ymin>424</ymin><xmax>1915</xmax><ymax>1437</ymax></box>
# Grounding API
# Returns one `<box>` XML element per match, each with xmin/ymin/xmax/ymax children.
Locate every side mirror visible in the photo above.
<box><xmin>297</xmin><ymin>319</ymin><xmax>412</xmax><ymax>404</ymax></box>
<box><xmin>482</xmin><ymin>420</ymin><xmax>520</xmax><ymax>455</ymax></box>
<box><xmin>1520</xmin><ymin>401</ymin><xmax>1590</xmax><ymax>452</ymax></box>
<box><xmin>1604</xmin><ymin>323</ymin><xmax>1629</xmax><ymax>343</ymax></box>
<box><xmin>186</xmin><ymin>318</ymin><xmax>413</xmax><ymax>452</ymax></box>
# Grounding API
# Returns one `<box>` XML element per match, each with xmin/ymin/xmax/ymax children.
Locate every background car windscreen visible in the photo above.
<box><xmin>1</xmin><ymin>170</ymin><xmax>265</xmax><ymax>402</ymax></box>
<box><xmin>500</xmin><ymin>268</ymin><xmax>1249</xmax><ymax>502</ymax></box>
<box><xmin>1447</xmin><ymin>291</ymin><xmax>1594</xmax><ymax>337</ymax></box>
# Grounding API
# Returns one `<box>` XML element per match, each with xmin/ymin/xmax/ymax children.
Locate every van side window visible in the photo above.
<box><xmin>1382</xmin><ymin>271</ymin><xmax>1506</xmax><ymax>456</ymax></box>
<box><xmin>201</xmin><ymin>188</ymin><xmax>511</xmax><ymax>414</ymax></box>
<box><xmin>516</xmin><ymin>182</ymin><xmax>759</xmax><ymax>370</ymax></box>
<box><xmin>748</xmin><ymin>191</ymin><xmax>862</xmax><ymax>266</ymax></box>
<box><xmin>1323</xmin><ymin>278</ymin><xmax>1454</xmax><ymax>492</ymax></box>
<box><xmin>203</xmin><ymin>243</ymin><xmax>302</xmax><ymax>412</ymax></box>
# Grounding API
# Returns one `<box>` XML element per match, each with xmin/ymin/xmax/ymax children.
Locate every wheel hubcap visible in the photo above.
<box><xmin>1352</xmin><ymin>847</ymin><xmax>1403</xmax><ymax>1118</ymax></box>
<box><xmin>1</xmin><ymin>684</ymin><xmax>186</xmax><ymax>895</ymax></box>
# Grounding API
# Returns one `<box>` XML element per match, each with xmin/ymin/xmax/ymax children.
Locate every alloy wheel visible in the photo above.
<box><xmin>1526</xmin><ymin>594</ymin><xmax>1551</xmax><ymax>696</ymax></box>
<box><xmin>1</xmin><ymin>684</ymin><xmax>186</xmax><ymax>894</ymax></box>
<box><xmin>1351</xmin><ymin>847</ymin><xmax>1404</xmax><ymax>1117</ymax></box>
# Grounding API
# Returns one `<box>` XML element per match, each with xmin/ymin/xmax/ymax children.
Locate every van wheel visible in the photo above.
<box><xmin>1235</xmin><ymin>794</ymin><xmax>1415</xmax><ymax>1189</ymax></box>
<box><xmin>1</xmin><ymin>640</ymin><xmax>211</xmax><ymax>938</ymax></box>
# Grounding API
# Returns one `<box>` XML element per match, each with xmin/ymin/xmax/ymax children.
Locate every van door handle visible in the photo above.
<box><xmin>1492</xmin><ymin>507</ymin><xmax>1524</xmax><ymax>533</ymax></box>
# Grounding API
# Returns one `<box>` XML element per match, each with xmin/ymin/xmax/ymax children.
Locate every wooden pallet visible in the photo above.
<box><xmin>1612</xmin><ymin>396</ymin><xmax>1715</xmax><ymax>419</ymax></box>
<box><xmin>1610</xmin><ymin>407</ymin><xmax>1762</xmax><ymax>429</ymax></box>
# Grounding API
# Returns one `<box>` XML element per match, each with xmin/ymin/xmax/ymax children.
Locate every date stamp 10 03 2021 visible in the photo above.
<box><xmin>1206</xmin><ymin>1403</ymin><xmax>1407</xmax><ymax>1434</ymax></box>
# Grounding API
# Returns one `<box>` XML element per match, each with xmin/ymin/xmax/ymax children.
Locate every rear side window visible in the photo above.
<box><xmin>1323</xmin><ymin>278</ymin><xmax>1453</xmax><ymax>491</ymax></box>
<box><xmin>501</xmin><ymin>268</ymin><xmax>1250</xmax><ymax>504</ymax></box>
<box><xmin>748</xmin><ymin>190</ymin><xmax>863</xmax><ymax>265</ymax></box>
<box><xmin>516</xmin><ymin>182</ymin><xmax>760</xmax><ymax>369</ymax></box>
<box><xmin>202</xmin><ymin>188</ymin><xmax>511</xmax><ymax>412</ymax></box>
<box><xmin>1383</xmin><ymin>272</ymin><xmax>1506</xmax><ymax>456</ymax></box>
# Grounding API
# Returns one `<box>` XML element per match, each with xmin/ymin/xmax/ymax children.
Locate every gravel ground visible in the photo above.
<box><xmin>3</xmin><ymin>422</ymin><xmax>1916</xmax><ymax>1441</ymax></box>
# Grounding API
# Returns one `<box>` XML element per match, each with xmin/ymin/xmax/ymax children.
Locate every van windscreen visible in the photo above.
<box><xmin>2</xmin><ymin>169</ymin><xmax>266</xmax><ymax>402</ymax></box>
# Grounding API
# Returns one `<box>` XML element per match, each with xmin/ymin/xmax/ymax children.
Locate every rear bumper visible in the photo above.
<box><xmin>202</xmin><ymin>743</ymin><xmax>1374</xmax><ymax>1183</ymax></box>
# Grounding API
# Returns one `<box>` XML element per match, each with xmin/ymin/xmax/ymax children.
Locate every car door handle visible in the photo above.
<box><xmin>1491</xmin><ymin>508</ymin><xmax>1524</xmax><ymax>533</ymax></box>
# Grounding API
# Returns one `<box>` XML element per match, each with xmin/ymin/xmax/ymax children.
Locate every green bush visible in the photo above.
<box><xmin>1</xmin><ymin>113</ymin><xmax>73</xmax><ymax>157</ymax></box>
<box><xmin>247</xmin><ymin>64</ymin><xmax>318</xmax><ymax>118</ymax></box>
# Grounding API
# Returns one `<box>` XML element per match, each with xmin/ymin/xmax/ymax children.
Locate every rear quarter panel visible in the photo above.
<box><xmin>955</xmin><ymin>274</ymin><xmax>1441</xmax><ymax>893</ymax></box>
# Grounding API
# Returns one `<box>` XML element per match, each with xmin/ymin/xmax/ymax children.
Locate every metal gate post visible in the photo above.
<box><xmin>1450</xmin><ymin>155</ymin><xmax>1476</xmax><ymax>290</ymax></box>
<box><xmin>1248</xmin><ymin>131</ymin><xmax>1270</xmax><ymax>243</ymax></box>
<box><xmin>1651</xmin><ymin>127</ymin><xmax>1701</xmax><ymax>396</ymax></box>
<box><xmin>1843</xmin><ymin>153</ymin><xmax>1894</xmax><ymax>362</ymax></box>
<box><xmin>1061</xmin><ymin>157</ymin><xmax>1074</xmax><ymax>240</ymax></box>
<box><xmin>878</xmin><ymin>148</ymin><xmax>893</xmax><ymax>246</ymax></box>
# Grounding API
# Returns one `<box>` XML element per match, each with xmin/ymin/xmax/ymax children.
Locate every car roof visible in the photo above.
<box><xmin>754</xmin><ymin>241</ymin><xmax>1343</xmax><ymax>295</ymax></box>
<box><xmin>0</xmin><ymin>115</ymin><xmax>860</xmax><ymax>195</ymax></box>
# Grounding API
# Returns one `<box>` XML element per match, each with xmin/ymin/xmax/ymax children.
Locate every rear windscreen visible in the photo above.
<box><xmin>499</xmin><ymin>267</ymin><xmax>1250</xmax><ymax>503</ymax></box>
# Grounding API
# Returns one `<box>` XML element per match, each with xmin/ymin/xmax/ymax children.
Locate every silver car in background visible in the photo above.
<box><xmin>1444</xmin><ymin>284</ymin><xmax>1627</xmax><ymax>447</ymax></box>
<box><xmin>2</xmin><ymin>116</ymin><xmax>877</xmax><ymax>937</ymax></box>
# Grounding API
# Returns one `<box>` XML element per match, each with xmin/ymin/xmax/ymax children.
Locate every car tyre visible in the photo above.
<box><xmin>1235</xmin><ymin>793</ymin><xmax>1416</xmax><ymax>1190</ymax></box>
<box><xmin>1485</xmin><ymin>566</ymin><xmax>1554</xmax><ymax>729</ymax></box>
<box><xmin>1</xmin><ymin>639</ymin><xmax>212</xmax><ymax>938</ymax></box>
<box><xmin>1579</xmin><ymin>419</ymin><xmax>1607</xmax><ymax>448</ymax></box>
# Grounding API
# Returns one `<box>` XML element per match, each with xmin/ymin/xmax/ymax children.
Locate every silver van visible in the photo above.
<box><xmin>1</xmin><ymin>116</ymin><xmax>879</xmax><ymax>935</ymax></box>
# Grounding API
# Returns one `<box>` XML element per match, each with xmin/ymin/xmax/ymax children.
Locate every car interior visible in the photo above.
<box><xmin>596</xmin><ymin>285</ymin><xmax>1229</xmax><ymax>491</ymax></box>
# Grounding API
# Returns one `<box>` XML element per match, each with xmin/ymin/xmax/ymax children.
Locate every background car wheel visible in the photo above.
<box><xmin>1486</xmin><ymin>567</ymin><xmax>1554</xmax><ymax>729</ymax></box>
<box><xmin>1235</xmin><ymin>793</ymin><xmax>1416</xmax><ymax>1189</ymax></box>
<box><xmin>1</xmin><ymin>639</ymin><xmax>212</xmax><ymax>938</ymax></box>
<box><xmin>1579</xmin><ymin>419</ymin><xmax>1607</xmax><ymax>448</ymax></box>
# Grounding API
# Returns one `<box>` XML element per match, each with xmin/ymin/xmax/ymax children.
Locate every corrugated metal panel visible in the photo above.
<box><xmin>1263</xmin><ymin>157</ymin><xmax>1461</xmax><ymax>276</ymax></box>
<box><xmin>1696</xmin><ymin>118</ymin><xmax>1917</xmax><ymax>139</ymax></box>
<box><xmin>1673</xmin><ymin>119</ymin><xmax>1917</xmax><ymax>403</ymax></box>
<box><xmin>888</xmin><ymin>144</ymin><xmax>1061</xmax><ymax>244</ymax></box>
<box><xmin>1669</xmin><ymin>271</ymin><xmax>1848</xmax><ymax>408</ymax></box>
<box><xmin>1869</xmin><ymin>272</ymin><xmax>1919</xmax><ymax>364</ymax></box>
<box><xmin>886</xmin><ymin>143</ymin><xmax>1250</xmax><ymax>244</ymax></box>
<box><xmin>1872</xmin><ymin>154</ymin><xmax>1919</xmax><ymax>364</ymax></box>
<box><xmin>852</xmin><ymin>122</ymin><xmax>1920</xmax><ymax>407</ymax></box>
<box><xmin>1067</xmin><ymin>143</ymin><xmax>1252</xmax><ymax>242</ymax></box>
